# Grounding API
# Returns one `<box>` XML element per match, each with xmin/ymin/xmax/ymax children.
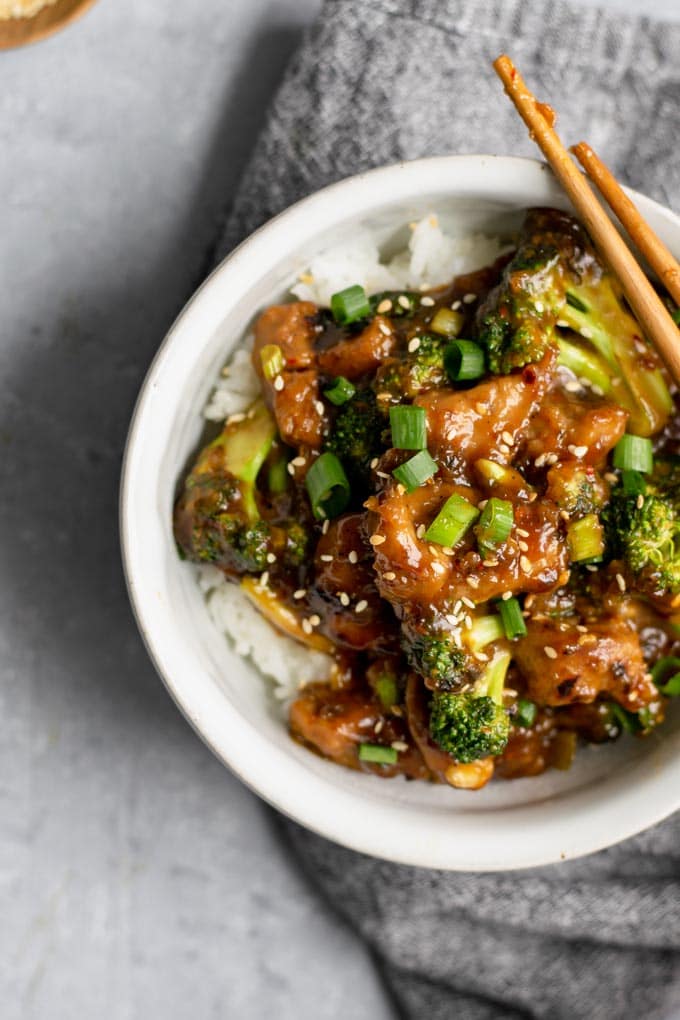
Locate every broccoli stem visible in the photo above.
<box><xmin>477</xmin><ymin>650</ymin><xmax>511</xmax><ymax>703</ymax></box>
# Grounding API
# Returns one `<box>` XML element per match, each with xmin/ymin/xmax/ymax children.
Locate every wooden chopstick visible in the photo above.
<box><xmin>493</xmin><ymin>54</ymin><xmax>680</xmax><ymax>386</ymax></box>
<box><xmin>571</xmin><ymin>142</ymin><xmax>680</xmax><ymax>307</ymax></box>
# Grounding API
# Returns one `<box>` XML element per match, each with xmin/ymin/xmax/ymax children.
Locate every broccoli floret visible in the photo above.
<box><xmin>369</xmin><ymin>290</ymin><xmax>420</xmax><ymax>317</ymax></box>
<box><xmin>607</xmin><ymin>700</ymin><xmax>664</xmax><ymax>737</ymax></box>
<box><xmin>429</xmin><ymin>651</ymin><xmax>511</xmax><ymax>763</ymax></box>
<box><xmin>404</xmin><ymin>632</ymin><xmax>468</xmax><ymax>688</ymax></box>
<box><xmin>603</xmin><ymin>463</ymin><xmax>680</xmax><ymax>594</ymax></box>
<box><xmin>324</xmin><ymin>389</ymin><xmax>385</xmax><ymax>484</ymax></box>
<box><xmin>476</xmin><ymin>208</ymin><xmax>672</xmax><ymax>436</ymax></box>
<box><xmin>373</xmin><ymin>333</ymin><xmax>449</xmax><ymax>400</ymax></box>
<box><xmin>174</xmin><ymin>401</ymin><xmax>308</xmax><ymax>575</ymax></box>
<box><xmin>547</xmin><ymin>463</ymin><xmax>607</xmax><ymax>518</ymax></box>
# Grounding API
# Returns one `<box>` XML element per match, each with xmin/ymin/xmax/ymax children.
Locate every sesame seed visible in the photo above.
<box><xmin>604</xmin><ymin>472</ymin><xmax>618</xmax><ymax>484</ymax></box>
<box><xmin>525</xmin><ymin>594</ymin><xmax>535</xmax><ymax>609</ymax></box>
<box><xmin>585</xmin><ymin>563</ymin><xmax>599</xmax><ymax>572</ymax></box>
<box><xmin>376</xmin><ymin>470</ymin><xmax>390</xmax><ymax>479</ymax></box>
<box><xmin>580</xmin><ymin>326</ymin><xmax>593</xmax><ymax>339</ymax></box>
<box><xmin>501</xmin><ymin>590</ymin><xmax>513</xmax><ymax>601</ymax></box>
<box><xmin>369</xmin><ymin>534</ymin><xmax>386</xmax><ymax>546</ymax></box>
<box><xmin>473</xmin><ymin>650</ymin><xmax>489</xmax><ymax>662</ymax></box>
<box><xmin>483</xmin><ymin>558</ymin><xmax>499</xmax><ymax>568</ymax></box>
<box><xmin>546</xmin><ymin>453</ymin><xmax>559</xmax><ymax>465</ymax></box>
<box><xmin>502</xmin><ymin>431</ymin><xmax>514</xmax><ymax>446</ymax></box>
<box><xmin>616</xmin><ymin>573</ymin><xmax>626</xmax><ymax>592</ymax></box>
<box><xmin>451</xmin><ymin>300</ymin><xmax>462</xmax><ymax>310</ymax></box>
<box><xmin>560</xmin><ymin>510</ymin><xmax>570</xmax><ymax>521</ymax></box>
<box><xmin>420</xmin><ymin>295</ymin><xmax>435</xmax><ymax>307</ymax></box>
<box><xmin>291</xmin><ymin>456</ymin><xmax>306</xmax><ymax>467</ymax></box>
<box><xmin>309</xmin><ymin>614</ymin><xmax>321</xmax><ymax>627</ymax></box>
<box><xmin>478</xmin><ymin>499</ymin><xmax>488</xmax><ymax>510</ymax></box>
<box><xmin>377</xmin><ymin>299</ymin><xmax>392</xmax><ymax>313</ymax></box>
<box><xmin>301</xmin><ymin>619</ymin><xmax>313</xmax><ymax>635</ymax></box>
<box><xmin>463</xmin><ymin>292</ymin><xmax>477</xmax><ymax>304</ymax></box>
<box><xmin>416</xmin><ymin>524</ymin><xmax>426</xmax><ymax>539</ymax></box>
<box><xmin>338</xmin><ymin>591</ymin><xmax>350</xmax><ymax>606</ymax></box>
<box><xmin>397</xmin><ymin>295</ymin><xmax>410</xmax><ymax>309</ymax></box>
<box><xmin>370</xmin><ymin>457</ymin><xmax>379</xmax><ymax>469</ymax></box>
<box><xmin>266</xmin><ymin>552</ymin><xmax>276</xmax><ymax>564</ymax></box>
<box><xmin>287</xmin><ymin>463</ymin><xmax>296</xmax><ymax>476</ymax></box>
<box><xmin>534</xmin><ymin>453</ymin><xmax>547</xmax><ymax>468</ymax></box>
<box><xmin>516</xmin><ymin>528</ymin><xmax>530</xmax><ymax>538</ymax></box>
<box><xmin>374</xmin><ymin>719</ymin><xmax>384</xmax><ymax>734</ymax></box>
<box><xmin>391</xmin><ymin>740</ymin><xmax>409</xmax><ymax>752</ymax></box>
<box><xmin>320</xmin><ymin>554</ymin><xmax>333</xmax><ymax>562</ymax></box>
<box><xmin>475</xmin><ymin>402</ymin><xmax>488</xmax><ymax>415</ymax></box>
<box><xmin>227</xmin><ymin>412</ymin><xmax>246</xmax><ymax>425</ymax></box>
<box><xmin>376</xmin><ymin>391</ymin><xmax>392</xmax><ymax>401</ymax></box>
<box><xmin>518</xmin><ymin>540</ymin><xmax>529</xmax><ymax>552</ymax></box>
<box><xmin>355</xmin><ymin>599</ymin><xmax>368</xmax><ymax>613</ymax></box>
<box><xmin>465</xmin><ymin>614</ymin><xmax>473</xmax><ymax>630</ymax></box>
<box><xmin>544</xmin><ymin>645</ymin><xmax>558</xmax><ymax>659</ymax></box>
<box><xmin>498</xmin><ymin>444</ymin><xmax>510</xmax><ymax>456</ymax></box>
<box><xmin>348</xmin><ymin>550</ymin><xmax>358</xmax><ymax>564</ymax></box>
<box><xmin>408</xmin><ymin>337</ymin><xmax>421</xmax><ymax>353</ymax></box>
<box><xmin>259</xmin><ymin>571</ymin><xmax>269</xmax><ymax>587</ymax></box>
<box><xmin>428</xmin><ymin>545</ymin><xmax>438</xmax><ymax>556</ymax></box>
<box><xmin>322</xmin><ymin>519</ymin><xmax>330</xmax><ymax>534</ymax></box>
<box><xmin>453</xmin><ymin>632</ymin><xmax>463</xmax><ymax>648</ymax></box>
<box><xmin>293</xmin><ymin>589</ymin><xmax>306</xmax><ymax>600</ymax></box>
<box><xmin>378</xmin><ymin>322</ymin><xmax>392</xmax><ymax>336</ymax></box>
<box><xmin>591</xmin><ymin>385</ymin><xmax>605</xmax><ymax>397</ymax></box>
<box><xmin>636</xmin><ymin>493</ymin><xmax>645</xmax><ymax>509</ymax></box>
<box><xmin>568</xmin><ymin>444</ymin><xmax>588</xmax><ymax>458</ymax></box>
<box><xmin>556</xmin><ymin>319</ymin><xmax>570</xmax><ymax>329</ymax></box>
<box><xmin>315</xmin><ymin>400</ymin><xmax>325</xmax><ymax>416</ymax></box>
<box><xmin>273</xmin><ymin>374</ymin><xmax>284</xmax><ymax>392</ymax></box>
<box><xmin>565</xmin><ymin>380</ymin><xmax>582</xmax><ymax>393</ymax></box>
<box><xmin>520</xmin><ymin>555</ymin><xmax>532</xmax><ymax>574</ymax></box>
<box><xmin>576</xmin><ymin>624</ymin><xmax>588</xmax><ymax>633</ymax></box>
<box><xmin>461</xmin><ymin>596</ymin><xmax>476</xmax><ymax>609</ymax></box>
<box><xmin>467</xmin><ymin>576</ymin><xmax>480</xmax><ymax>589</ymax></box>
<box><xmin>535</xmin><ymin>300</ymin><xmax>544</xmax><ymax>313</ymax></box>
<box><xmin>383</xmin><ymin>571</ymin><xmax>396</xmax><ymax>581</ymax></box>
<box><xmin>396</xmin><ymin>484</ymin><xmax>406</xmax><ymax>496</ymax></box>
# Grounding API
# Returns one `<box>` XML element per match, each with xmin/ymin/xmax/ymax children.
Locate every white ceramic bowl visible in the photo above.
<box><xmin>121</xmin><ymin>155</ymin><xmax>680</xmax><ymax>871</ymax></box>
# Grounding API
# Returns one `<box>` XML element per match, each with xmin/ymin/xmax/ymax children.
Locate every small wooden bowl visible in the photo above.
<box><xmin>0</xmin><ymin>0</ymin><xmax>97</xmax><ymax>50</ymax></box>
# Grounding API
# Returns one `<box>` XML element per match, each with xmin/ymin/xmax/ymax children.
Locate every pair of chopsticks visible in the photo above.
<box><xmin>493</xmin><ymin>55</ymin><xmax>680</xmax><ymax>386</ymax></box>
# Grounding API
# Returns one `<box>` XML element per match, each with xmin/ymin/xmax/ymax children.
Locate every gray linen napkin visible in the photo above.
<box><xmin>217</xmin><ymin>1</ymin><xmax>680</xmax><ymax>1016</ymax></box>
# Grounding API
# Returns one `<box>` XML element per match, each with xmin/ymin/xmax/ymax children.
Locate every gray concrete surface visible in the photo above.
<box><xmin>2</xmin><ymin>0</ymin><xmax>679</xmax><ymax>1018</ymax></box>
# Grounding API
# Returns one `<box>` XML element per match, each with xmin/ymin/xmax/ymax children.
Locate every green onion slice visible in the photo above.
<box><xmin>565</xmin><ymin>291</ymin><xmax>588</xmax><ymax>313</ymax></box>
<box><xmin>613</xmin><ymin>434</ymin><xmax>653</xmax><ymax>473</ymax></box>
<box><xmin>621</xmin><ymin>470</ymin><xmax>646</xmax><ymax>495</ymax></box>
<box><xmin>323</xmin><ymin>376</ymin><xmax>356</xmax><ymax>406</ymax></box>
<box><xmin>424</xmin><ymin>493</ymin><xmax>479</xmax><ymax>546</ymax></box>
<box><xmin>260</xmin><ymin>343</ymin><xmax>284</xmax><ymax>381</ymax></box>
<box><xmin>392</xmin><ymin>450</ymin><xmax>438</xmax><ymax>493</ymax></box>
<box><xmin>651</xmin><ymin>656</ymin><xmax>680</xmax><ymax>696</ymax></box>
<box><xmin>390</xmin><ymin>405</ymin><xmax>427</xmax><ymax>450</ymax></box>
<box><xmin>430</xmin><ymin>307</ymin><xmax>464</xmax><ymax>338</ymax></box>
<box><xmin>515</xmin><ymin>698</ymin><xmax>537</xmax><ymax>727</ymax></box>
<box><xmin>672</xmin><ymin>307</ymin><xmax>680</xmax><ymax>326</ymax></box>
<box><xmin>476</xmin><ymin>498</ymin><xmax>513</xmax><ymax>557</ymax></box>
<box><xmin>330</xmin><ymin>284</ymin><xmax>372</xmax><ymax>325</ymax></box>
<box><xmin>498</xmin><ymin>596</ymin><xmax>527</xmax><ymax>639</ymax></box>
<box><xmin>375</xmin><ymin>674</ymin><xmax>398</xmax><ymax>709</ymax></box>
<box><xmin>566</xmin><ymin>513</ymin><xmax>605</xmax><ymax>564</ymax></box>
<box><xmin>358</xmin><ymin>743</ymin><xmax>398</xmax><ymax>764</ymax></box>
<box><xmin>444</xmin><ymin>340</ymin><xmax>485</xmax><ymax>382</ymax></box>
<box><xmin>305</xmin><ymin>452</ymin><xmax>350</xmax><ymax>520</ymax></box>
<box><xmin>610</xmin><ymin>703</ymin><xmax>641</xmax><ymax>734</ymax></box>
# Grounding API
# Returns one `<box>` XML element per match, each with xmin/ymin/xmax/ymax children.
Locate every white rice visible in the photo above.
<box><xmin>195</xmin><ymin>214</ymin><xmax>505</xmax><ymax>704</ymax></box>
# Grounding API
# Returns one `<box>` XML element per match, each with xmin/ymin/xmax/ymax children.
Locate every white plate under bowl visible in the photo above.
<box><xmin>120</xmin><ymin>155</ymin><xmax>680</xmax><ymax>871</ymax></box>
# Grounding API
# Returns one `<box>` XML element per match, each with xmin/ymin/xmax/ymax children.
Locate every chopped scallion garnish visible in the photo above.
<box><xmin>305</xmin><ymin>452</ymin><xmax>350</xmax><ymax>520</ymax></box>
<box><xmin>651</xmin><ymin>657</ymin><xmax>680</xmax><ymax>697</ymax></box>
<box><xmin>621</xmin><ymin>470</ymin><xmax>646</xmax><ymax>495</ymax></box>
<box><xmin>566</xmin><ymin>291</ymin><xmax>588</xmax><ymax>313</ymax></box>
<box><xmin>515</xmin><ymin>698</ymin><xmax>537</xmax><ymax>727</ymax></box>
<box><xmin>392</xmin><ymin>450</ymin><xmax>438</xmax><ymax>492</ymax></box>
<box><xmin>330</xmin><ymin>284</ymin><xmax>372</xmax><ymax>325</ymax></box>
<box><xmin>390</xmin><ymin>405</ymin><xmax>427</xmax><ymax>450</ymax></box>
<box><xmin>358</xmin><ymin>743</ymin><xmax>398</xmax><ymax>764</ymax></box>
<box><xmin>323</xmin><ymin>376</ymin><xmax>356</xmax><ymax>406</ymax></box>
<box><xmin>566</xmin><ymin>513</ymin><xmax>605</xmax><ymax>563</ymax></box>
<box><xmin>498</xmin><ymin>596</ymin><xmax>527</xmax><ymax>639</ymax></box>
<box><xmin>259</xmin><ymin>343</ymin><xmax>284</xmax><ymax>381</ymax></box>
<box><xmin>476</xmin><ymin>498</ymin><xmax>514</xmax><ymax>557</ymax></box>
<box><xmin>613</xmin><ymin>434</ymin><xmax>653</xmax><ymax>473</ymax></box>
<box><xmin>430</xmin><ymin>307</ymin><xmax>464</xmax><ymax>338</ymax></box>
<box><xmin>444</xmin><ymin>340</ymin><xmax>485</xmax><ymax>381</ymax></box>
<box><xmin>375</xmin><ymin>674</ymin><xmax>398</xmax><ymax>709</ymax></box>
<box><xmin>424</xmin><ymin>493</ymin><xmax>479</xmax><ymax>546</ymax></box>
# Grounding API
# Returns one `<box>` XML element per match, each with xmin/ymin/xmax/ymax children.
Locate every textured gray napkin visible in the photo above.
<box><xmin>217</xmin><ymin>1</ymin><xmax>680</xmax><ymax>1017</ymax></box>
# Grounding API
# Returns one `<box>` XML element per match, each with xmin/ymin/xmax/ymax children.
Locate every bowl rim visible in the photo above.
<box><xmin>120</xmin><ymin>154</ymin><xmax>680</xmax><ymax>871</ymax></box>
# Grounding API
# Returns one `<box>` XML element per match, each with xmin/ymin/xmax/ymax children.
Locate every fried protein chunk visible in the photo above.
<box><xmin>318</xmin><ymin>315</ymin><xmax>397</xmax><ymax>380</ymax></box>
